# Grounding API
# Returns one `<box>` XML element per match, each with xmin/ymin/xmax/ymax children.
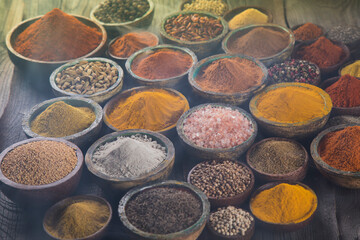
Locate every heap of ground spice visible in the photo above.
<box><xmin>325</xmin><ymin>74</ymin><xmax>360</xmax><ymax>108</ymax></box>
<box><xmin>341</xmin><ymin>60</ymin><xmax>360</xmax><ymax>78</ymax></box>
<box><xmin>195</xmin><ymin>57</ymin><xmax>264</xmax><ymax>93</ymax></box>
<box><xmin>293</xmin><ymin>23</ymin><xmax>323</xmax><ymax>41</ymax></box>
<box><xmin>14</xmin><ymin>8</ymin><xmax>102</xmax><ymax>61</ymax></box>
<box><xmin>227</xmin><ymin>27</ymin><xmax>290</xmax><ymax>58</ymax></box>
<box><xmin>318</xmin><ymin>126</ymin><xmax>360</xmax><ymax>172</ymax></box>
<box><xmin>228</xmin><ymin>8</ymin><xmax>268</xmax><ymax>30</ymax></box>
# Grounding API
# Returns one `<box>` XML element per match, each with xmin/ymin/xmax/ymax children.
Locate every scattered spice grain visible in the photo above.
<box><xmin>325</xmin><ymin>74</ymin><xmax>360</xmax><ymax>108</ymax></box>
<box><xmin>293</xmin><ymin>23</ymin><xmax>323</xmax><ymax>41</ymax></box>
<box><xmin>341</xmin><ymin>60</ymin><xmax>360</xmax><ymax>78</ymax></box>
<box><xmin>183</xmin><ymin>0</ymin><xmax>228</xmax><ymax>16</ymax></box>
<box><xmin>228</xmin><ymin>8</ymin><xmax>268</xmax><ymax>30</ymax></box>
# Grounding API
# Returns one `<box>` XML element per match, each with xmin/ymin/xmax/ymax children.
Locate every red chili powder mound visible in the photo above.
<box><xmin>293</xmin><ymin>23</ymin><xmax>323</xmax><ymax>41</ymax></box>
<box><xmin>325</xmin><ymin>74</ymin><xmax>360</xmax><ymax>108</ymax></box>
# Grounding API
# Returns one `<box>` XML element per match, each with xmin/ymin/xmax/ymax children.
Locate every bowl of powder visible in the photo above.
<box><xmin>85</xmin><ymin>130</ymin><xmax>175</xmax><ymax>191</ymax></box>
<box><xmin>223</xmin><ymin>6</ymin><xmax>272</xmax><ymax>30</ymax></box>
<box><xmin>291</xmin><ymin>22</ymin><xmax>324</xmax><ymax>43</ymax></box>
<box><xmin>339</xmin><ymin>60</ymin><xmax>360</xmax><ymax>78</ymax></box>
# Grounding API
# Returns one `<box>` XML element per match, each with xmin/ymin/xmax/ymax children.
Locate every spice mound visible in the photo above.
<box><xmin>31</xmin><ymin>101</ymin><xmax>96</xmax><ymax>137</ymax></box>
<box><xmin>341</xmin><ymin>60</ymin><xmax>360</xmax><ymax>78</ymax></box>
<box><xmin>250</xmin><ymin>183</ymin><xmax>317</xmax><ymax>224</ymax></box>
<box><xmin>44</xmin><ymin>199</ymin><xmax>110</xmax><ymax>239</ymax></box>
<box><xmin>190</xmin><ymin>160</ymin><xmax>252</xmax><ymax>198</ymax></box>
<box><xmin>109</xmin><ymin>32</ymin><xmax>158</xmax><ymax>58</ymax></box>
<box><xmin>131</xmin><ymin>49</ymin><xmax>193</xmax><ymax>80</ymax></box>
<box><xmin>209</xmin><ymin>206</ymin><xmax>253</xmax><ymax>237</ymax></box>
<box><xmin>14</xmin><ymin>8</ymin><xmax>102</xmax><ymax>61</ymax></box>
<box><xmin>293</xmin><ymin>22</ymin><xmax>323</xmax><ymax>41</ymax></box>
<box><xmin>55</xmin><ymin>60</ymin><xmax>119</xmax><ymax>95</ymax></box>
<box><xmin>1</xmin><ymin>140</ymin><xmax>77</xmax><ymax>185</ymax></box>
<box><xmin>325</xmin><ymin>74</ymin><xmax>360</xmax><ymax>108</ymax></box>
<box><xmin>107</xmin><ymin>89</ymin><xmax>188</xmax><ymax>131</ymax></box>
<box><xmin>228</xmin><ymin>8</ymin><xmax>268</xmax><ymax>30</ymax></box>
<box><xmin>255</xmin><ymin>85</ymin><xmax>328</xmax><ymax>123</ymax></box>
<box><xmin>195</xmin><ymin>57</ymin><xmax>264</xmax><ymax>93</ymax></box>
<box><xmin>91</xmin><ymin>134</ymin><xmax>166</xmax><ymax>178</ymax></box>
<box><xmin>227</xmin><ymin>27</ymin><xmax>290</xmax><ymax>58</ymax></box>
<box><xmin>125</xmin><ymin>186</ymin><xmax>202</xmax><ymax>234</ymax></box>
<box><xmin>183</xmin><ymin>105</ymin><xmax>254</xmax><ymax>149</ymax></box>
<box><xmin>183</xmin><ymin>0</ymin><xmax>228</xmax><ymax>16</ymax></box>
<box><xmin>319</xmin><ymin>126</ymin><xmax>360</xmax><ymax>172</ymax></box>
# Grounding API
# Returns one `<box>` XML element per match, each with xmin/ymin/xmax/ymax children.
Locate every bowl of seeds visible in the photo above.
<box><xmin>180</xmin><ymin>0</ymin><xmax>229</xmax><ymax>16</ymax></box>
<box><xmin>50</xmin><ymin>58</ymin><xmax>123</xmax><ymax>104</ymax></box>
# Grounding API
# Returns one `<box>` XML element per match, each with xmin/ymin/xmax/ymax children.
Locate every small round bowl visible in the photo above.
<box><xmin>188</xmin><ymin>54</ymin><xmax>268</xmax><ymax>105</ymax></box>
<box><xmin>118</xmin><ymin>180</ymin><xmax>210</xmax><ymax>240</ymax></box>
<box><xmin>0</xmin><ymin>137</ymin><xmax>83</xmax><ymax>205</ymax></box>
<box><xmin>49</xmin><ymin>57</ymin><xmax>124</xmax><ymax>104</ymax></box>
<box><xmin>126</xmin><ymin>44</ymin><xmax>197</xmax><ymax>90</ymax></box>
<box><xmin>249</xmin><ymin>82</ymin><xmax>332</xmax><ymax>140</ymax></box>
<box><xmin>249</xmin><ymin>182</ymin><xmax>317</xmax><ymax>231</ymax></box>
<box><xmin>187</xmin><ymin>160</ymin><xmax>255</xmax><ymax>208</ymax></box>
<box><xmin>246</xmin><ymin>138</ymin><xmax>309</xmax><ymax>182</ymax></box>
<box><xmin>310</xmin><ymin>124</ymin><xmax>360</xmax><ymax>188</ymax></box>
<box><xmin>159</xmin><ymin>11</ymin><xmax>229</xmax><ymax>59</ymax></box>
<box><xmin>22</xmin><ymin>97</ymin><xmax>103</xmax><ymax>148</ymax></box>
<box><xmin>85</xmin><ymin>129</ymin><xmax>175</xmax><ymax>191</ymax></box>
<box><xmin>43</xmin><ymin>195</ymin><xmax>112</xmax><ymax>240</ymax></box>
<box><xmin>222</xmin><ymin>23</ymin><xmax>295</xmax><ymax>67</ymax></box>
<box><xmin>223</xmin><ymin>5</ymin><xmax>273</xmax><ymax>27</ymax></box>
<box><xmin>338</xmin><ymin>59</ymin><xmax>360</xmax><ymax>77</ymax></box>
<box><xmin>180</xmin><ymin>0</ymin><xmax>229</xmax><ymax>16</ymax></box>
<box><xmin>291</xmin><ymin>23</ymin><xmax>325</xmax><ymax>43</ymax></box>
<box><xmin>176</xmin><ymin>103</ymin><xmax>258</xmax><ymax>161</ymax></box>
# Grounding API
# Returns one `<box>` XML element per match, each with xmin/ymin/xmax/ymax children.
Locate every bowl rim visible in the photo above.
<box><xmin>223</xmin><ymin>5</ymin><xmax>273</xmax><ymax>23</ymax></box>
<box><xmin>222</xmin><ymin>23</ymin><xmax>295</xmax><ymax>61</ymax></box>
<box><xmin>85</xmin><ymin>129</ymin><xmax>175</xmax><ymax>182</ymax></box>
<box><xmin>118</xmin><ymin>180</ymin><xmax>210</xmax><ymax>238</ymax></box>
<box><xmin>22</xmin><ymin>96</ymin><xmax>103</xmax><ymax>140</ymax></box>
<box><xmin>90</xmin><ymin>0</ymin><xmax>154</xmax><ymax>26</ymax></box>
<box><xmin>249</xmin><ymin>82</ymin><xmax>333</xmax><ymax>127</ymax></box>
<box><xmin>0</xmin><ymin>137</ymin><xmax>84</xmax><ymax>190</ymax></box>
<box><xmin>6</xmin><ymin>14</ymin><xmax>107</xmax><ymax>64</ymax></box>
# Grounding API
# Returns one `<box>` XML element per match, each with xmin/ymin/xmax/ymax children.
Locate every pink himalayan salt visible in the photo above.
<box><xmin>183</xmin><ymin>106</ymin><xmax>254</xmax><ymax>149</ymax></box>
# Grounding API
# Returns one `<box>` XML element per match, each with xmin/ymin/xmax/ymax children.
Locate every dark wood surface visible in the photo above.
<box><xmin>0</xmin><ymin>0</ymin><xmax>359</xmax><ymax>239</ymax></box>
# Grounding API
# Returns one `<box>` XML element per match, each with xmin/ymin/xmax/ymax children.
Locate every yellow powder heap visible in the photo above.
<box><xmin>228</xmin><ymin>8</ymin><xmax>268</xmax><ymax>30</ymax></box>
<box><xmin>341</xmin><ymin>60</ymin><xmax>360</xmax><ymax>78</ymax></box>
<box><xmin>31</xmin><ymin>101</ymin><xmax>96</xmax><ymax>137</ymax></box>
<box><xmin>250</xmin><ymin>183</ymin><xmax>317</xmax><ymax>224</ymax></box>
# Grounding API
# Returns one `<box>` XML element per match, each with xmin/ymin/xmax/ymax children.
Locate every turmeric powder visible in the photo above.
<box><xmin>250</xmin><ymin>183</ymin><xmax>317</xmax><ymax>224</ymax></box>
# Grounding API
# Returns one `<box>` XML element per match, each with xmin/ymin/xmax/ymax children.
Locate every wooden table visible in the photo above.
<box><xmin>0</xmin><ymin>0</ymin><xmax>360</xmax><ymax>239</ymax></box>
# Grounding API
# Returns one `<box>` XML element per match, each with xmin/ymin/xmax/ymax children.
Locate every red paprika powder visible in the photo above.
<box><xmin>325</xmin><ymin>74</ymin><xmax>360</xmax><ymax>108</ymax></box>
<box><xmin>293</xmin><ymin>23</ymin><xmax>323</xmax><ymax>41</ymax></box>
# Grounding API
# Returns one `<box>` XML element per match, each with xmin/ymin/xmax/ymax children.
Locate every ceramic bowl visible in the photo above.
<box><xmin>180</xmin><ymin>0</ymin><xmax>229</xmax><ymax>16</ymax></box>
<box><xmin>310</xmin><ymin>124</ymin><xmax>360</xmax><ymax>188</ymax></box>
<box><xmin>22</xmin><ymin>97</ymin><xmax>103</xmax><ymax>148</ymax></box>
<box><xmin>0</xmin><ymin>137</ymin><xmax>83</xmax><ymax>205</ymax></box>
<box><xmin>176</xmin><ymin>103</ymin><xmax>258</xmax><ymax>161</ymax></box>
<box><xmin>222</xmin><ymin>23</ymin><xmax>295</xmax><ymax>67</ymax></box>
<box><xmin>246</xmin><ymin>138</ymin><xmax>309</xmax><ymax>182</ymax></box>
<box><xmin>49</xmin><ymin>58</ymin><xmax>124</xmax><ymax>104</ymax></box>
<box><xmin>159</xmin><ymin>11</ymin><xmax>229</xmax><ymax>59</ymax></box>
<box><xmin>118</xmin><ymin>180</ymin><xmax>210</xmax><ymax>240</ymax></box>
<box><xmin>249</xmin><ymin>182</ymin><xmax>317</xmax><ymax>231</ymax></box>
<box><xmin>188</xmin><ymin>54</ymin><xmax>268</xmax><ymax>105</ymax></box>
<box><xmin>249</xmin><ymin>82</ymin><xmax>332</xmax><ymax>140</ymax></box>
<box><xmin>291</xmin><ymin>23</ymin><xmax>325</xmax><ymax>43</ymax></box>
<box><xmin>223</xmin><ymin>5</ymin><xmax>273</xmax><ymax>27</ymax></box>
<box><xmin>85</xmin><ymin>129</ymin><xmax>175</xmax><ymax>191</ymax></box>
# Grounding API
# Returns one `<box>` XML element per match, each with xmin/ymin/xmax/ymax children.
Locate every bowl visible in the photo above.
<box><xmin>188</xmin><ymin>54</ymin><xmax>268</xmax><ymax>105</ymax></box>
<box><xmin>125</xmin><ymin>44</ymin><xmax>197</xmax><ymax>90</ymax></box>
<box><xmin>223</xmin><ymin>5</ymin><xmax>273</xmax><ymax>26</ymax></box>
<box><xmin>49</xmin><ymin>57</ymin><xmax>124</xmax><ymax>104</ymax></box>
<box><xmin>43</xmin><ymin>195</ymin><xmax>112</xmax><ymax>240</ymax></box>
<box><xmin>159</xmin><ymin>11</ymin><xmax>229</xmax><ymax>59</ymax></box>
<box><xmin>22</xmin><ymin>97</ymin><xmax>103</xmax><ymax>148</ymax></box>
<box><xmin>0</xmin><ymin>137</ymin><xmax>83</xmax><ymax>205</ymax></box>
<box><xmin>180</xmin><ymin>0</ymin><xmax>229</xmax><ymax>16</ymax></box>
<box><xmin>118</xmin><ymin>180</ymin><xmax>210</xmax><ymax>240</ymax></box>
<box><xmin>187</xmin><ymin>160</ymin><xmax>255</xmax><ymax>208</ymax></box>
<box><xmin>291</xmin><ymin>23</ymin><xmax>325</xmax><ymax>43</ymax></box>
<box><xmin>249</xmin><ymin>182</ymin><xmax>317</xmax><ymax>231</ymax></box>
<box><xmin>176</xmin><ymin>103</ymin><xmax>258</xmax><ymax>161</ymax></box>
<box><xmin>246</xmin><ymin>137</ymin><xmax>309</xmax><ymax>182</ymax></box>
<box><xmin>222</xmin><ymin>23</ymin><xmax>295</xmax><ymax>67</ymax></box>
<box><xmin>310</xmin><ymin>124</ymin><xmax>360</xmax><ymax>188</ymax></box>
<box><xmin>249</xmin><ymin>82</ymin><xmax>332</xmax><ymax>139</ymax></box>
<box><xmin>338</xmin><ymin>59</ymin><xmax>360</xmax><ymax>77</ymax></box>
<box><xmin>85</xmin><ymin>129</ymin><xmax>175</xmax><ymax>191</ymax></box>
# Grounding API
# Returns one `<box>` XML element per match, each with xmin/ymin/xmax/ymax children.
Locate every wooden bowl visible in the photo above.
<box><xmin>223</xmin><ymin>5</ymin><xmax>273</xmax><ymax>27</ymax></box>
<box><xmin>249</xmin><ymin>182</ymin><xmax>317</xmax><ymax>231</ymax></box>
<box><xmin>249</xmin><ymin>82</ymin><xmax>332</xmax><ymax>140</ymax></box>
<box><xmin>188</xmin><ymin>54</ymin><xmax>268</xmax><ymax>105</ymax></box>
<box><xmin>222</xmin><ymin>24</ymin><xmax>295</xmax><ymax>67</ymax></box>
<box><xmin>125</xmin><ymin>44</ymin><xmax>197</xmax><ymax>90</ymax></box>
<box><xmin>159</xmin><ymin>11</ymin><xmax>229</xmax><ymax>59</ymax></box>
<box><xmin>43</xmin><ymin>195</ymin><xmax>112</xmax><ymax>240</ymax></box>
<box><xmin>22</xmin><ymin>97</ymin><xmax>103</xmax><ymax>148</ymax></box>
<box><xmin>180</xmin><ymin>0</ymin><xmax>229</xmax><ymax>16</ymax></box>
<box><xmin>310</xmin><ymin>124</ymin><xmax>360</xmax><ymax>188</ymax></box>
<box><xmin>85</xmin><ymin>129</ymin><xmax>175</xmax><ymax>191</ymax></box>
<box><xmin>246</xmin><ymin>138</ymin><xmax>309</xmax><ymax>182</ymax></box>
<box><xmin>176</xmin><ymin>103</ymin><xmax>257</xmax><ymax>161</ymax></box>
<box><xmin>118</xmin><ymin>180</ymin><xmax>210</xmax><ymax>240</ymax></box>
<box><xmin>291</xmin><ymin>23</ymin><xmax>325</xmax><ymax>44</ymax></box>
<box><xmin>49</xmin><ymin>57</ymin><xmax>124</xmax><ymax>104</ymax></box>
<box><xmin>0</xmin><ymin>137</ymin><xmax>83</xmax><ymax>205</ymax></box>
<box><xmin>187</xmin><ymin>160</ymin><xmax>255</xmax><ymax>208</ymax></box>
